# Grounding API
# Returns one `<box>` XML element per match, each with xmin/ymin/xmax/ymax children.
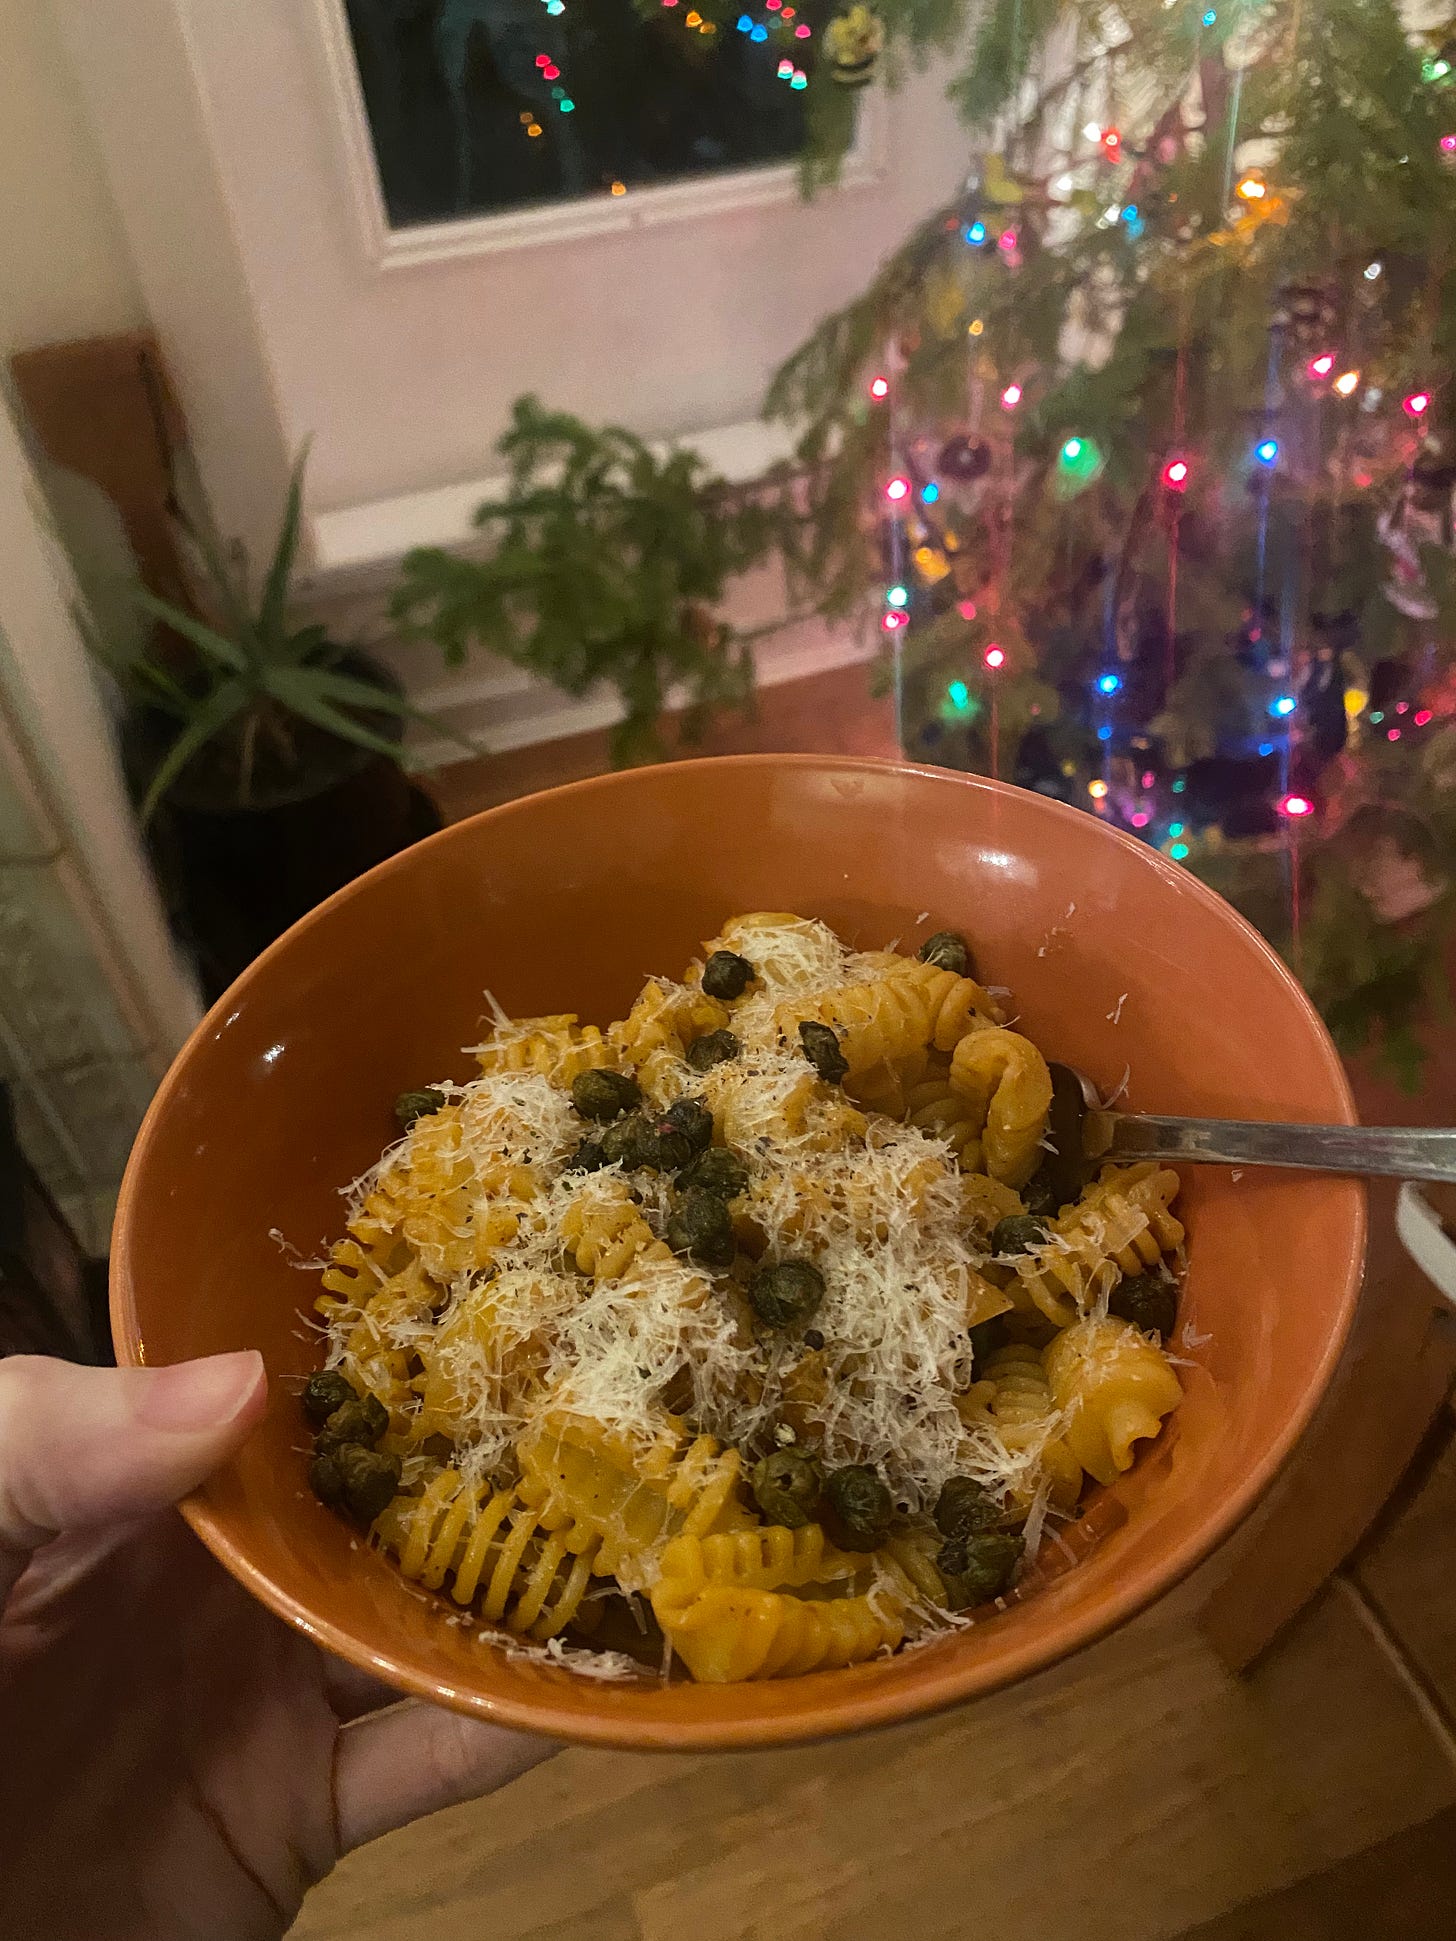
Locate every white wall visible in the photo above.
<box><xmin>0</xmin><ymin>0</ymin><xmax>144</xmax><ymax>355</ymax></box>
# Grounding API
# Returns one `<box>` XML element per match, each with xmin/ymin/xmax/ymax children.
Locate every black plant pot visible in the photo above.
<box><xmin>128</xmin><ymin>656</ymin><xmax>443</xmax><ymax>1000</ymax></box>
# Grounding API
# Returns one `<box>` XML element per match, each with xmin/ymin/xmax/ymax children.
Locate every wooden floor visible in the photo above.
<box><xmin>293</xmin><ymin>1449</ymin><xmax>1456</xmax><ymax>1941</ymax></box>
<box><xmin>291</xmin><ymin>667</ymin><xmax>1456</xmax><ymax>1939</ymax></box>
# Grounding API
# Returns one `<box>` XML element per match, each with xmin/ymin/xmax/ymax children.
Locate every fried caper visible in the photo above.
<box><xmin>335</xmin><ymin>1442</ymin><xmax>402</xmax><ymax>1525</ymax></box>
<box><xmin>302</xmin><ymin>1368</ymin><xmax>355</xmax><ymax>1425</ymax></box>
<box><xmin>990</xmin><ymin>1214</ymin><xmax>1050</xmax><ymax>1256</ymax></box>
<box><xmin>823</xmin><ymin>1465</ymin><xmax>893</xmax><ymax>1552</ymax></box>
<box><xmin>934</xmin><ymin>1476</ymin><xmax>1000</xmax><ymax>1541</ymax></box>
<box><xmin>936</xmin><ymin>1530</ymin><xmax>1024</xmax><ymax>1608</ymax></box>
<box><xmin>748</xmin><ymin>1258</ymin><xmax>826</xmax><ymax>1329</ymax></box>
<box><xmin>1020</xmin><ymin>1169</ymin><xmax>1061</xmax><ymax>1217</ymax></box>
<box><xmin>565</xmin><ymin>1136</ymin><xmax>608</xmax><ymax>1173</ymax></box>
<box><xmin>1110</xmin><ymin>1270</ymin><xmax>1179</xmax><ymax>1339</ymax></box>
<box><xmin>666</xmin><ymin>1189</ymin><xmax>736</xmax><ymax>1268</ymax></box>
<box><xmin>798</xmin><ymin>1020</ymin><xmax>849</xmax><ymax>1085</ymax></box>
<box><xmin>661</xmin><ymin>1096</ymin><xmax>714</xmax><ymax>1159</ymax></box>
<box><xmin>678</xmin><ymin>1147</ymin><xmax>748</xmax><ymax>1200</ymax></box>
<box><xmin>918</xmin><ymin>930</ymin><xmax>973</xmax><ymax>977</ymax></box>
<box><xmin>314</xmin><ymin>1393</ymin><xmax>389</xmax><ymax>1455</ymax></box>
<box><xmin>750</xmin><ymin>1448</ymin><xmax>823</xmax><ymax>1528</ymax></box>
<box><xmin>394</xmin><ymin>1088</ymin><xmax>446</xmax><ymax>1131</ymax></box>
<box><xmin>571</xmin><ymin>1067</ymin><xmax>642</xmax><ymax>1122</ymax></box>
<box><xmin>599</xmin><ymin>1113</ymin><xmax>662</xmax><ymax>1171</ymax></box>
<box><xmin>308</xmin><ymin>1450</ymin><xmax>348</xmax><ymax>1511</ymax></box>
<box><xmin>685</xmin><ymin>1028</ymin><xmax>742</xmax><ymax>1073</ymax></box>
<box><xmin>702</xmin><ymin>949</ymin><xmax>754</xmax><ymax>1000</ymax></box>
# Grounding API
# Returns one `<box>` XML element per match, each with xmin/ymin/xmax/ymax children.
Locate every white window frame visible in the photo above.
<box><xmin>312</xmin><ymin>0</ymin><xmax>888</xmax><ymax>270</ymax></box>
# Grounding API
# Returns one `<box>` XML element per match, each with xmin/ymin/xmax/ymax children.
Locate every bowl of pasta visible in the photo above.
<box><xmin>112</xmin><ymin>755</ymin><xmax>1363</xmax><ymax>1748</ymax></box>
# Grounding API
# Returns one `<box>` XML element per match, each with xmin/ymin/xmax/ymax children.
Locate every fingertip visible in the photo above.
<box><xmin>133</xmin><ymin>1349</ymin><xmax>268</xmax><ymax>1434</ymax></box>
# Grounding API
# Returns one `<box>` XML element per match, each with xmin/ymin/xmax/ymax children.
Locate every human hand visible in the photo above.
<box><xmin>0</xmin><ymin>1353</ymin><xmax>553</xmax><ymax>1941</ymax></box>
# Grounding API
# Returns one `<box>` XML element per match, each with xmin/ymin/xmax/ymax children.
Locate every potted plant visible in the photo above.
<box><xmin>391</xmin><ymin>396</ymin><xmax>789</xmax><ymax>764</ymax></box>
<box><xmin>94</xmin><ymin>451</ymin><xmax>457</xmax><ymax>996</ymax></box>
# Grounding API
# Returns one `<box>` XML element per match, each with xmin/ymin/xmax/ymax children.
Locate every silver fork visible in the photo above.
<box><xmin>1078</xmin><ymin>1092</ymin><xmax>1456</xmax><ymax>1184</ymax></box>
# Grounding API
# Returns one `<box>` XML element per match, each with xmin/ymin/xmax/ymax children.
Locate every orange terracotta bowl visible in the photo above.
<box><xmin>112</xmin><ymin>757</ymin><xmax>1364</xmax><ymax>1750</ymax></box>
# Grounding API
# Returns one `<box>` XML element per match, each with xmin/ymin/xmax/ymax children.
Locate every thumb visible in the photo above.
<box><xmin>0</xmin><ymin>1351</ymin><xmax>266</xmax><ymax>1605</ymax></box>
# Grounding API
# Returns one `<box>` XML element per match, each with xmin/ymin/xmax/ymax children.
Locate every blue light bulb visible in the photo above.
<box><xmin>1254</xmin><ymin>438</ymin><xmax>1280</xmax><ymax>466</ymax></box>
<box><xmin>921</xmin><ymin>482</ymin><xmax>940</xmax><ymax>504</ymax></box>
<box><xmin>1097</xmin><ymin>672</ymin><xmax>1122</xmax><ymax>695</ymax></box>
<box><xmin>1271</xmin><ymin>695</ymin><xmax>1296</xmax><ymax>717</ymax></box>
<box><xmin>1202</xmin><ymin>8</ymin><xmax>1216</xmax><ymax>22</ymax></box>
<box><xmin>750</xmin><ymin>22</ymin><xmax>768</xmax><ymax>39</ymax></box>
<box><xmin>965</xmin><ymin>221</ymin><xmax>987</xmax><ymax>246</ymax></box>
<box><xmin>736</xmin><ymin>13</ymin><xmax>753</xmax><ymax>29</ymax></box>
<box><xmin>1097</xmin><ymin>724</ymin><xmax>1113</xmax><ymax>742</ymax></box>
<box><xmin>1258</xmin><ymin>740</ymin><xmax>1275</xmax><ymax>756</ymax></box>
<box><xmin>947</xmin><ymin>680</ymin><xmax>971</xmax><ymax>711</ymax></box>
<box><xmin>886</xmin><ymin>585</ymin><xmax>909</xmax><ymax>608</ymax></box>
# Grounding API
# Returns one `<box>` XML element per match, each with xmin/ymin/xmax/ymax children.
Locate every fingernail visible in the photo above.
<box><xmin>134</xmin><ymin>1351</ymin><xmax>266</xmax><ymax>1433</ymax></box>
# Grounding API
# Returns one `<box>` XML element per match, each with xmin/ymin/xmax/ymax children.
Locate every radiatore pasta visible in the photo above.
<box><xmin>300</xmin><ymin>912</ymin><xmax>1188</xmax><ymax>1683</ymax></box>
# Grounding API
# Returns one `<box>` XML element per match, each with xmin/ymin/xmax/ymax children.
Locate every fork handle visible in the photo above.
<box><xmin>1090</xmin><ymin>1113</ymin><xmax>1456</xmax><ymax>1184</ymax></box>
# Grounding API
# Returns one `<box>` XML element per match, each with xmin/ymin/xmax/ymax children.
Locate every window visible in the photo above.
<box><xmin>344</xmin><ymin>0</ymin><xmax>819</xmax><ymax>228</ymax></box>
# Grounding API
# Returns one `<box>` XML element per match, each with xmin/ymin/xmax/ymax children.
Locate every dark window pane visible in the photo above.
<box><xmin>344</xmin><ymin>0</ymin><xmax>822</xmax><ymax>228</ymax></box>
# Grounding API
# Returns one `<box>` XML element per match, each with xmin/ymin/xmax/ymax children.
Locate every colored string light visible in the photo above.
<box><xmin>886</xmin><ymin>584</ymin><xmax>909</xmax><ymax>607</ymax></box>
<box><xmin>998</xmin><ymin>228</ymin><xmax>1018</xmax><ymax>252</ymax></box>
<box><xmin>1404</xmin><ymin>391</ymin><xmax>1432</xmax><ymax>417</ymax></box>
<box><xmin>958</xmin><ymin>599</ymin><xmax>977</xmax><ymax>620</ymax></box>
<box><xmin>1333</xmin><ymin>370</ymin><xmax>1360</xmax><ymax>397</ymax></box>
<box><xmin>790</xmin><ymin>67</ymin><xmax>807</xmax><ymax>84</ymax></box>
<box><xmin>1254</xmin><ymin>438</ymin><xmax>1280</xmax><ymax>466</ymax></box>
<box><xmin>1364</xmin><ymin>261</ymin><xmax>1382</xmax><ymax>280</ymax></box>
<box><xmin>882</xmin><ymin>610</ymin><xmax>907</xmax><ymax>632</ymax></box>
<box><xmin>1442</xmin><ymin>135</ymin><xmax>1456</xmax><ymax>154</ymax></box>
<box><xmin>1000</xmin><ymin>382</ymin><xmax>1023</xmax><ymax>409</ymax></box>
<box><xmin>1235</xmin><ymin>172</ymin><xmax>1267</xmax><ymax>200</ymax></box>
<box><xmin>1097</xmin><ymin>723</ymin><xmax>1113</xmax><ymax>741</ymax></box>
<box><xmin>1271</xmin><ymin>695</ymin><xmax>1297</xmax><ymax>717</ymax></box>
<box><xmin>947</xmin><ymin>679</ymin><xmax>971</xmax><ymax>711</ymax></box>
<box><xmin>1307</xmin><ymin>353</ymin><xmax>1335</xmax><ymax>379</ymax></box>
<box><xmin>1097</xmin><ymin>672</ymin><xmax>1121</xmax><ymax>694</ymax></box>
<box><xmin>1171</xmin><ymin>776</ymin><xmax>1187</xmax><ymax>794</ymax></box>
<box><xmin>1088</xmin><ymin>779</ymin><xmax>1109</xmax><ymax>800</ymax></box>
<box><xmin>610</xmin><ymin>179</ymin><xmax>626</xmax><ymax>195</ymax></box>
<box><xmin>1344</xmin><ymin>686</ymin><xmax>1369</xmax><ymax>716</ymax></box>
<box><xmin>967</xmin><ymin>318</ymin><xmax>985</xmax><ymax>336</ymax></box>
<box><xmin>1278</xmin><ymin>794</ymin><xmax>1314</xmax><ymax>818</ymax></box>
<box><xmin>965</xmin><ymin>221</ymin><xmax>988</xmax><ymax>246</ymax></box>
<box><xmin>1371</xmin><ymin>709</ymin><xmax>1385</xmax><ymax>723</ymax></box>
<box><xmin>1142</xmin><ymin>770</ymin><xmax>1156</xmax><ymax>790</ymax></box>
<box><xmin>794</xmin><ymin>21</ymin><xmax>811</xmax><ymax>35</ymax></box>
<box><xmin>1161</xmin><ymin>457</ymin><xmax>1190</xmax><ymax>489</ymax></box>
<box><xmin>1388</xmin><ymin>726</ymin><xmax>1402</xmax><ymax>740</ymax></box>
<box><xmin>1169</xmin><ymin>842</ymin><xmax>1191</xmax><ymax>860</ymax></box>
<box><xmin>869</xmin><ymin>375</ymin><xmax>890</xmax><ymax>399</ymax></box>
<box><xmin>1100</xmin><ymin>128</ymin><xmax>1122</xmax><ymax>157</ymax></box>
<box><xmin>1202</xmin><ymin>8</ymin><xmax>1216</xmax><ymax>21</ymax></box>
<box><xmin>1130</xmin><ymin>810</ymin><xmax>1151</xmax><ymax>827</ymax></box>
<box><xmin>1168</xmin><ymin>822</ymin><xmax>1185</xmax><ymax>838</ymax></box>
<box><xmin>921</xmin><ymin>482</ymin><xmax>940</xmax><ymax>504</ymax></box>
<box><xmin>885</xmin><ymin>476</ymin><xmax>910</xmax><ymax>502</ymax></box>
<box><xmin>983</xmin><ymin>644</ymin><xmax>1006</xmax><ymax>669</ymax></box>
<box><xmin>1416</xmin><ymin>709</ymin><xmax>1434</xmax><ymax>726</ymax></box>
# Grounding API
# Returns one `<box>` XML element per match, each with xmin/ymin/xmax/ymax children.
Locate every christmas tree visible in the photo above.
<box><xmin>634</xmin><ymin>0</ymin><xmax>1455</xmax><ymax>1079</ymax></box>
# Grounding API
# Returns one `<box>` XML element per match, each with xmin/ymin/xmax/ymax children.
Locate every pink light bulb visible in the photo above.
<box><xmin>884</xmin><ymin>476</ymin><xmax>910</xmax><ymax>502</ymax></box>
<box><xmin>794</xmin><ymin>21</ymin><xmax>811</xmax><ymax>34</ymax></box>
<box><xmin>1416</xmin><ymin>709</ymin><xmax>1434</xmax><ymax>725</ymax></box>
<box><xmin>1162</xmin><ymin>457</ymin><xmax>1189</xmax><ymax>489</ymax></box>
<box><xmin>1141</xmin><ymin>770</ymin><xmax>1156</xmax><ymax>790</ymax></box>
<box><xmin>957</xmin><ymin>599</ymin><xmax>978</xmax><ymax>620</ymax></box>
<box><xmin>1278</xmin><ymin>794</ymin><xmax>1314</xmax><ymax>818</ymax></box>
<box><xmin>1000</xmin><ymin>382</ymin><xmax>1022</xmax><ymax>409</ymax></box>
<box><xmin>1388</xmin><ymin>727</ymin><xmax>1402</xmax><ymax>740</ymax></box>
<box><xmin>869</xmin><ymin>375</ymin><xmax>890</xmax><ymax>400</ymax></box>
<box><xmin>1130</xmin><ymin>811</ymin><xmax>1151</xmax><ymax>828</ymax></box>
<box><xmin>1442</xmin><ymin>134</ymin><xmax>1456</xmax><ymax>154</ymax></box>
<box><xmin>1405</xmin><ymin>390</ymin><xmax>1432</xmax><ymax>417</ymax></box>
<box><xmin>1307</xmin><ymin>353</ymin><xmax>1335</xmax><ymax>379</ymax></box>
<box><xmin>998</xmin><ymin>228</ymin><xmax>1018</xmax><ymax>252</ymax></box>
<box><xmin>983</xmin><ymin>644</ymin><xmax>1006</xmax><ymax>669</ymax></box>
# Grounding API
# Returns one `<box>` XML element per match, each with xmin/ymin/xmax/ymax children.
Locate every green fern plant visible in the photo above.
<box><xmin>391</xmin><ymin>396</ymin><xmax>788</xmax><ymax>764</ymax></box>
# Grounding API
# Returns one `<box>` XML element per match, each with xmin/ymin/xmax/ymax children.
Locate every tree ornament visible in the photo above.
<box><xmin>937</xmin><ymin>435</ymin><xmax>993</xmax><ymax>482</ymax></box>
<box><xmin>1272</xmin><ymin>278</ymin><xmax>1341</xmax><ymax>350</ymax></box>
<box><xmin>1379</xmin><ymin>438</ymin><xmax>1456</xmax><ymax>619</ymax></box>
<box><xmin>823</xmin><ymin>6</ymin><xmax>884</xmax><ymax>86</ymax></box>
